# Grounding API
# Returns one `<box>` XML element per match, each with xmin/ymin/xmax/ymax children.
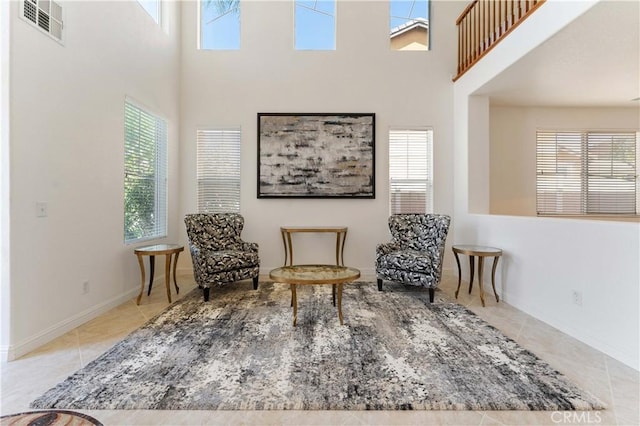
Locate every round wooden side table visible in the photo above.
<box><xmin>134</xmin><ymin>244</ymin><xmax>184</xmax><ymax>305</ymax></box>
<box><xmin>452</xmin><ymin>245</ymin><xmax>502</xmax><ymax>307</ymax></box>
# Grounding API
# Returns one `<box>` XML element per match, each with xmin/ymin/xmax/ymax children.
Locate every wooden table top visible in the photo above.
<box><xmin>269</xmin><ymin>264</ymin><xmax>360</xmax><ymax>285</ymax></box>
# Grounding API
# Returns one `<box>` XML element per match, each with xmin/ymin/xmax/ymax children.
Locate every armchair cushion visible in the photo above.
<box><xmin>376</xmin><ymin>250</ymin><xmax>436</xmax><ymax>274</ymax></box>
<box><xmin>201</xmin><ymin>250</ymin><xmax>260</xmax><ymax>273</ymax></box>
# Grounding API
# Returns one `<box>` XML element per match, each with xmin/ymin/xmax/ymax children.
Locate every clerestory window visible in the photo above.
<box><xmin>390</xmin><ymin>0</ymin><xmax>430</xmax><ymax>51</ymax></box>
<box><xmin>137</xmin><ymin>0</ymin><xmax>161</xmax><ymax>25</ymax></box>
<box><xmin>200</xmin><ymin>0</ymin><xmax>241</xmax><ymax>50</ymax></box>
<box><xmin>295</xmin><ymin>0</ymin><xmax>336</xmax><ymax>50</ymax></box>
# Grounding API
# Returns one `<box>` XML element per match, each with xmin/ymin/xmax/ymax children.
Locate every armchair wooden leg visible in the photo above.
<box><xmin>429</xmin><ymin>288</ymin><xmax>434</xmax><ymax>303</ymax></box>
<box><xmin>203</xmin><ymin>288</ymin><xmax>210</xmax><ymax>302</ymax></box>
<box><xmin>377</xmin><ymin>278</ymin><xmax>383</xmax><ymax>291</ymax></box>
<box><xmin>253</xmin><ymin>276</ymin><xmax>259</xmax><ymax>290</ymax></box>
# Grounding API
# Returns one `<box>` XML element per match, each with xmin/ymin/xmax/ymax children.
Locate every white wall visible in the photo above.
<box><xmin>454</xmin><ymin>1</ymin><xmax>639</xmax><ymax>369</ymax></box>
<box><xmin>178</xmin><ymin>1</ymin><xmax>463</xmax><ymax>275</ymax></box>
<box><xmin>6</xmin><ymin>1</ymin><xmax>181</xmax><ymax>359</ymax></box>
<box><xmin>490</xmin><ymin>106</ymin><xmax>640</xmax><ymax>216</ymax></box>
<box><xmin>1</xmin><ymin>0</ymin><xmax>11</xmax><ymax>354</ymax></box>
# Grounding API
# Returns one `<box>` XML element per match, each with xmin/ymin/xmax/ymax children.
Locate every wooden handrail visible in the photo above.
<box><xmin>454</xmin><ymin>0</ymin><xmax>546</xmax><ymax>81</ymax></box>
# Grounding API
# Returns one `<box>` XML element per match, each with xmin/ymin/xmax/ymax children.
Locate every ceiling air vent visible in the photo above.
<box><xmin>22</xmin><ymin>0</ymin><xmax>64</xmax><ymax>43</ymax></box>
<box><xmin>23</xmin><ymin>0</ymin><xmax>37</xmax><ymax>24</ymax></box>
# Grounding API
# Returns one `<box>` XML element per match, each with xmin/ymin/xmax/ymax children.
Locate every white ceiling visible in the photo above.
<box><xmin>475</xmin><ymin>1</ymin><xmax>640</xmax><ymax>108</ymax></box>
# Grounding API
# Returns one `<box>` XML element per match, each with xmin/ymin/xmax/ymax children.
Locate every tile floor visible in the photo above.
<box><xmin>1</xmin><ymin>273</ymin><xmax>638</xmax><ymax>426</ymax></box>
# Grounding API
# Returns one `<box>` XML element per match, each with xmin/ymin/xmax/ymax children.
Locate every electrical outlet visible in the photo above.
<box><xmin>36</xmin><ymin>202</ymin><xmax>48</xmax><ymax>217</ymax></box>
<box><xmin>82</xmin><ymin>281</ymin><xmax>90</xmax><ymax>295</ymax></box>
<box><xmin>572</xmin><ymin>290</ymin><xmax>582</xmax><ymax>306</ymax></box>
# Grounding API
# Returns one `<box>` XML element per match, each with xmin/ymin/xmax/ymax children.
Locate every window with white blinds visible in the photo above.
<box><xmin>389</xmin><ymin>128</ymin><xmax>433</xmax><ymax>214</ymax></box>
<box><xmin>197</xmin><ymin>129</ymin><xmax>241</xmax><ymax>213</ymax></box>
<box><xmin>124</xmin><ymin>101</ymin><xmax>168</xmax><ymax>243</ymax></box>
<box><xmin>536</xmin><ymin>130</ymin><xmax>639</xmax><ymax>216</ymax></box>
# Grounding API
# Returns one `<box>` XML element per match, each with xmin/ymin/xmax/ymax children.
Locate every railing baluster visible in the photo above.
<box><xmin>483</xmin><ymin>0</ymin><xmax>487</xmax><ymax>50</ymax></box>
<box><xmin>481</xmin><ymin>0</ymin><xmax>484</xmax><ymax>52</ymax></box>
<box><xmin>454</xmin><ymin>0</ymin><xmax>546</xmax><ymax>80</ymax></box>
<box><xmin>492</xmin><ymin>0</ymin><xmax>496</xmax><ymax>43</ymax></box>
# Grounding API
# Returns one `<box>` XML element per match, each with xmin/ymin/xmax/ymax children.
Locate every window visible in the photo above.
<box><xmin>21</xmin><ymin>0</ymin><xmax>63</xmax><ymax>42</ymax></box>
<box><xmin>200</xmin><ymin>0</ymin><xmax>240</xmax><ymax>50</ymax></box>
<box><xmin>197</xmin><ymin>129</ymin><xmax>241</xmax><ymax>213</ymax></box>
<box><xmin>390</xmin><ymin>0</ymin><xmax>429</xmax><ymax>51</ymax></box>
<box><xmin>124</xmin><ymin>101</ymin><xmax>168</xmax><ymax>243</ymax></box>
<box><xmin>389</xmin><ymin>128</ymin><xmax>433</xmax><ymax>214</ymax></box>
<box><xmin>295</xmin><ymin>0</ymin><xmax>335</xmax><ymax>50</ymax></box>
<box><xmin>536</xmin><ymin>131</ymin><xmax>639</xmax><ymax>216</ymax></box>
<box><xmin>137</xmin><ymin>0</ymin><xmax>161</xmax><ymax>24</ymax></box>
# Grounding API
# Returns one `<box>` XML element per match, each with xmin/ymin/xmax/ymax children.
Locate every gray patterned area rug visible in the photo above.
<box><xmin>31</xmin><ymin>281</ymin><xmax>604</xmax><ymax>411</ymax></box>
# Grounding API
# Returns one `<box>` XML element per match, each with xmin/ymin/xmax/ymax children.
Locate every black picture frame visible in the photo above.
<box><xmin>257</xmin><ymin>113</ymin><xmax>375</xmax><ymax>199</ymax></box>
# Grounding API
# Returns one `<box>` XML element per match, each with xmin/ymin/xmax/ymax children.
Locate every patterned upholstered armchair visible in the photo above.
<box><xmin>184</xmin><ymin>213</ymin><xmax>260</xmax><ymax>302</ymax></box>
<box><xmin>376</xmin><ymin>214</ymin><xmax>451</xmax><ymax>303</ymax></box>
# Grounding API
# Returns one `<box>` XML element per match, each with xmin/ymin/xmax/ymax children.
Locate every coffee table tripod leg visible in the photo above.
<box><xmin>478</xmin><ymin>257</ymin><xmax>486</xmax><ymax>307</ymax></box>
<box><xmin>337</xmin><ymin>283</ymin><xmax>344</xmax><ymax>325</ymax></box>
<box><xmin>291</xmin><ymin>283</ymin><xmax>298</xmax><ymax>326</ymax></box>
<box><xmin>468</xmin><ymin>255</ymin><xmax>475</xmax><ymax>294</ymax></box>
<box><xmin>332</xmin><ymin>284</ymin><xmax>336</xmax><ymax>306</ymax></box>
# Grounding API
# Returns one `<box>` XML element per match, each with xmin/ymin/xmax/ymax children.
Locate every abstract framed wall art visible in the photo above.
<box><xmin>257</xmin><ymin>113</ymin><xmax>375</xmax><ymax>198</ymax></box>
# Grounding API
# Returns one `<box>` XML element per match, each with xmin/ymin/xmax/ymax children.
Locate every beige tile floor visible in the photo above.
<box><xmin>1</xmin><ymin>273</ymin><xmax>638</xmax><ymax>426</ymax></box>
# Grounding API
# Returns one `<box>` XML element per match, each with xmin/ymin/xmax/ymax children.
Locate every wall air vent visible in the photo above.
<box><xmin>22</xmin><ymin>0</ymin><xmax>63</xmax><ymax>43</ymax></box>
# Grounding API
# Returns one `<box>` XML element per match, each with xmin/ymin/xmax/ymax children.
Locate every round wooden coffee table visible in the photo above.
<box><xmin>269</xmin><ymin>264</ymin><xmax>360</xmax><ymax>326</ymax></box>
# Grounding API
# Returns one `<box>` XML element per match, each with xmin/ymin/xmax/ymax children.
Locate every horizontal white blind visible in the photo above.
<box><xmin>536</xmin><ymin>131</ymin><xmax>583</xmax><ymax>214</ymax></box>
<box><xmin>586</xmin><ymin>133</ymin><xmax>637</xmax><ymax>214</ymax></box>
<box><xmin>536</xmin><ymin>131</ymin><xmax>638</xmax><ymax>215</ymax></box>
<box><xmin>124</xmin><ymin>101</ymin><xmax>168</xmax><ymax>243</ymax></box>
<box><xmin>389</xmin><ymin>128</ymin><xmax>433</xmax><ymax>214</ymax></box>
<box><xmin>197</xmin><ymin>129</ymin><xmax>241</xmax><ymax>213</ymax></box>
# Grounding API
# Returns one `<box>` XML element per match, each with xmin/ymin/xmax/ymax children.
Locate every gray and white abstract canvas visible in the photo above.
<box><xmin>258</xmin><ymin>113</ymin><xmax>375</xmax><ymax>198</ymax></box>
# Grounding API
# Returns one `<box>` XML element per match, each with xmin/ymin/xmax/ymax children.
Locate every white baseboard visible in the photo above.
<box><xmin>4</xmin><ymin>287</ymin><xmax>140</xmax><ymax>362</ymax></box>
<box><xmin>0</xmin><ymin>345</ymin><xmax>9</xmax><ymax>362</ymax></box>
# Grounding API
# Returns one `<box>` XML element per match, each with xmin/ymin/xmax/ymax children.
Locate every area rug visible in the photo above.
<box><xmin>31</xmin><ymin>281</ymin><xmax>604</xmax><ymax>411</ymax></box>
